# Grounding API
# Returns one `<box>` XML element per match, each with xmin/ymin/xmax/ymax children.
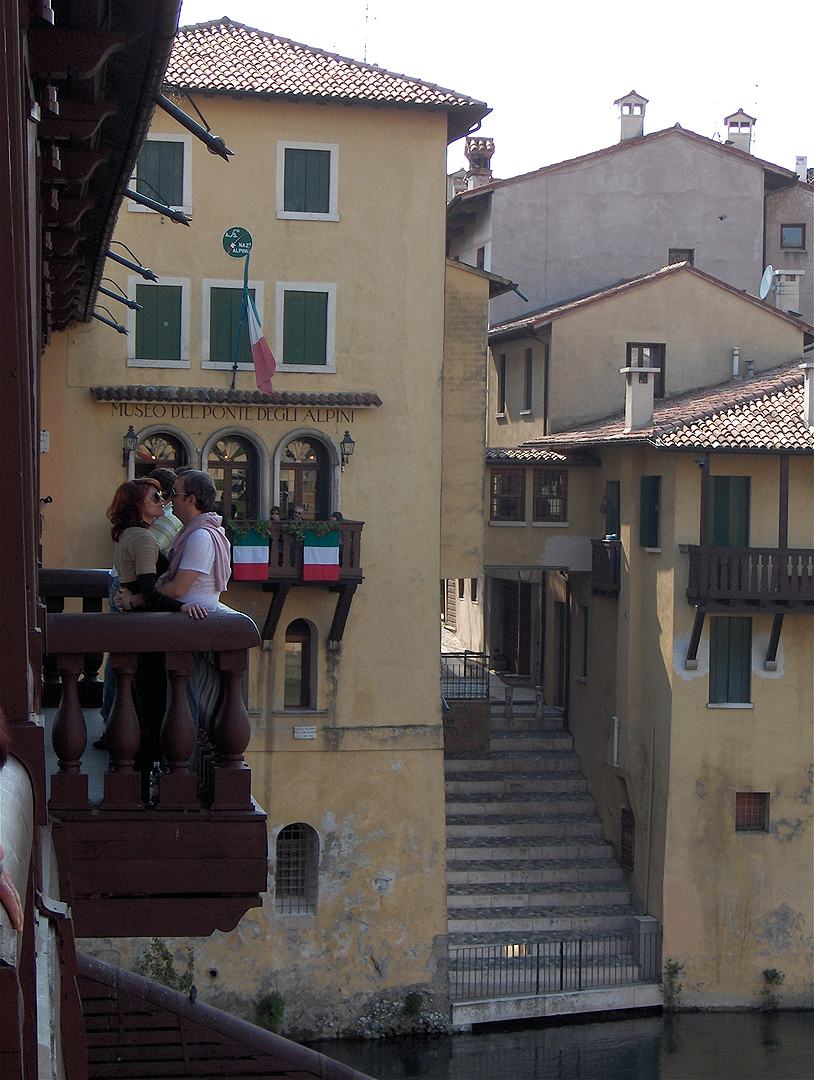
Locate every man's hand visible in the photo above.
<box><xmin>115</xmin><ymin>586</ymin><xmax>144</xmax><ymax>612</ymax></box>
<box><xmin>181</xmin><ymin>603</ymin><xmax>208</xmax><ymax>620</ymax></box>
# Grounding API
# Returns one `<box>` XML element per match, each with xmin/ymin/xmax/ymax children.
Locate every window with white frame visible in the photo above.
<box><xmin>129</xmin><ymin>133</ymin><xmax>193</xmax><ymax>214</ymax></box>
<box><xmin>276</xmin><ymin>282</ymin><xmax>336</xmax><ymax>371</ymax></box>
<box><xmin>276</xmin><ymin>141</ymin><xmax>339</xmax><ymax>221</ymax></box>
<box><xmin>202</xmin><ymin>279</ymin><xmax>265</xmax><ymax>370</ymax></box>
<box><xmin>127</xmin><ymin>277</ymin><xmax>190</xmax><ymax>368</ymax></box>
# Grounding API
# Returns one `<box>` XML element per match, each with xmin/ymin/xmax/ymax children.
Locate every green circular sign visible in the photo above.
<box><xmin>222</xmin><ymin>226</ymin><xmax>253</xmax><ymax>258</ymax></box>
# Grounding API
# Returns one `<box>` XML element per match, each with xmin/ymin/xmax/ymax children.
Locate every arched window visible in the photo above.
<box><xmin>279</xmin><ymin>437</ymin><xmax>330</xmax><ymax>520</ymax></box>
<box><xmin>135</xmin><ymin>433</ymin><xmax>186</xmax><ymax>477</ymax></box>
<box><xmin>284</xmin><ymin>619</ymin><xmax>312</xmax><ymax>708</ymax></box>
<box><xmin>275</xmin><ymin>823</ymin><xmax>319</xmax><ymax>915</ymax></box>
<box><xmin>208</xmin><ymin>435</ymin><xmax>257</xmax><ymax>519</ymax></box>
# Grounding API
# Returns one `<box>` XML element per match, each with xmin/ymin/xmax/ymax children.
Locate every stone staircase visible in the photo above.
<box><xmin>445</xmin><ymin>700</ymin><xmax>636</xmax><ymax>951</ymax></box>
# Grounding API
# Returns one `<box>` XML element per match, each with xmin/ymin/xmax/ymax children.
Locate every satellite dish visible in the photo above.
<box><xmin>759</xmin><ymin>265</ymin><xmax>775</xmax><ymax>300</ymax></box>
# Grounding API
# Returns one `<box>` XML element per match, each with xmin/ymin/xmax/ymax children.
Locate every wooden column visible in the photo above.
<box><xmin>49</xmin><ymin>655</ymin><xmax>91</xmax><ymax>811</ymax></box>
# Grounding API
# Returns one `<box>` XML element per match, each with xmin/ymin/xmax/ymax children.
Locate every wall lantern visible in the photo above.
<box><xmin>122</xmin><ymin>425</ymin><xmax>139</xmax><ymax>467</ymax></box>
<box><xmin>339</xmin><ymin>430</ymin><xmax>355</xmax><ymax>472</ymax></box>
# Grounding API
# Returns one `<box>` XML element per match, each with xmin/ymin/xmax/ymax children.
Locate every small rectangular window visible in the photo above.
<box><xmin>490</xmin><ymin>468</ymin><xmax>525</xmax><ymax>521</ymax></box>
<box><xmin>710</xmin><ymin>616</ymin><xmax>751</xmax><ymax>704</ymax></box>
<box><xmin>605</xmin><ymin>480</ymin><xmax>621</xmax><ymax>538</ymax></box>
<box><xmin>523</xmin><ymin>348</ymin><xmax>533</xmax><ymax>412</ymax></box>
<box><xmin>458</xmin><ymin>578</ymin><xmax>465</xmax><ymax>600</ymax></box>
<box><xmin>533</xmin><ymin>469</ymin><xmax>567</xmax><ymax>522</ymax></box>
<box><xmin>130</xmin><ymin>134</ymin><xmax>192</xmax><ymax>213</ymax></box>
<box><xmin>639</xmin><ymin>475</ymin><xmax>660</xmax><ymax>548</ymax></box>
<box><xmin>204</xmin><ymin>284</ymin><xmax>258</xmax><ymax>367</ymax></box>
<box><xmin>135</xmin><ymin>284</ymin><xmax>182</xmax><ymax>362</ymax></box>
<box><xmin>470</xmin><ymin>577</ymin><xmax>478</xmax><ymax>604</ymax></box>
<box><xmin>276</xmin><ymin>283</ymin><xmax>336</xmax><ymax>370</ymax></box>
<box><xmin>628</xmin><ymin>342</ymin><xmax>665</xmax><ymax>399</ymax></box>
<box><xmin>735</xmin><ymin>792</ymin><xmax>769</xmax><ymax>832</ymax></box>
<box><xmin>668</xmin><ymin>248</ymin><xmax>694</xmax><ymax>266</ymax></box>
<box><xmin>496</xmin><ymin>353</ymin><xmax>506</xmax><ymax>414</ymax></box>
<box><xmin>277</xmin><ymin>141</ymin><xmax>338</xmax><ymax>220</ymax></box>
<box><xmin>780</xmin><ymin>224</ymin><xmax>805</xmax><ymax>250</ymax></box>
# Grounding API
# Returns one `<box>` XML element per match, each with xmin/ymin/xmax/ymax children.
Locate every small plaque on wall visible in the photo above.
<box><xmin>293</xmin><ymin>726</ymin><xmax>317</xmax><ymax>740</ymax></box>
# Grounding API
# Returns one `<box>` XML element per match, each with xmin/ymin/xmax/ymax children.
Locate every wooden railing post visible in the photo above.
<box><xmin>100</xmin><ymin>653</ymin><xmax>142</xmax><ymax>809</ymax></box>
<box><xmin>49</xmin><ymin>654</ymin><xmax>91</xmax><ymax>811</ymax></box>
<box><xmin>210</xmin><ymin>649</ymin><xmax>254</xmax><ymax>810</ymax></box>
<box><xmin>156</xmin><ymin>651</ymin><xmax>197</xmax><ymax>809</ymax></box>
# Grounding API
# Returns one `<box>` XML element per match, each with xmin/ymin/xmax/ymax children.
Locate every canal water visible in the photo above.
<box><xmin>310</xmin><ymin>1011</ymin><xmax>813</xmax><ymax>1079</ymax></box>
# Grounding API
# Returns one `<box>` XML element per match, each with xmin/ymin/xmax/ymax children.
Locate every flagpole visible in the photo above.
<box><xmin>230</xmin><ymin>251</ymin><xmax>250</xmax><ymax>389</ymax></box>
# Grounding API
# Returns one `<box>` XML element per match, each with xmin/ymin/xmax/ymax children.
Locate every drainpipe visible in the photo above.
<box><xmin>612</xmin><ymin>715</ymin><xmax>619</xmax><ymax>768</ymax></box>
<box><xmin>644</xmin><ymin>725</ymin><xmax>655</xmax><ymax>912</ymax></box>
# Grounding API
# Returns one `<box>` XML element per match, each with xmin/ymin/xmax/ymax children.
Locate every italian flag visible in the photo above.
<box><xmin>302</xmin><ymin>529</ymin><xmax>340</xmax><ymax>582</ymax></box>
<box><xmin>232</xmin><ymin>528</ymin><xmax>269</xmax><ymax>581</ymax></box>
<box><xmin>246</xmin><ymin>292</ymin><xmax>276</xmax><ymax>394</ymax></box>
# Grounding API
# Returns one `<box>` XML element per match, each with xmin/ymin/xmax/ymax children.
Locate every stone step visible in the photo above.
<box><xmin>446</xmin><ymin>817</ymin><xmax>605</xmax><ymax>840</ymax></box>
<box><xmin>446</xmin><ymin>837</ymin><xmax>615</xmax><ymax>862</ymax></box>
<box><xmin>447</xmin><ymin>885</ymin><xmax>632</xmax><ymax>910</ymax></box>
<box><xmin>445</xmin><ymin>794</ymin><xmax>597</xmax><ymax>817</ymax></box>
<box><xmin>447</xmin><ymin>926</ymin><xmax>635</xmax><ymax>948</ymax></box>
<box><xmin>446</xmin><ymin>860</ymin><xmax>625</xmax><ymax>886</ymax></box>
<box><xmin>489</xmin><ymin>733</ymin><xmax>575</xmax><ymax>752</ymax></box>
<box><xmin>489</xmin><ymin>716</ymin><xmax>566</xmax><ymax>733</ymax></box>
<box><xmin>445</xmin><ymin>773</ymin><xmax>588</xmax><ymax>795</ymax></box>
<box><xmin>444</xmin><ymin>753</ymin><xmax>582</xmax><ymax>774</ymax></box>
<box><xmin>447</xmin><ymin>906</ymin><xmax>634</xmax><ymax>936</ymax></box>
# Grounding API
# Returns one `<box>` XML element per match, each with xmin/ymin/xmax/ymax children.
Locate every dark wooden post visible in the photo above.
<box><xmin>210</xmin><ymin>649</ymin><xmax>254</xmax><ymax>810</ymax></box>
<box><xmin>156</xmin><ymin>651</ymin><xmax>197</xmax><ymax>808</ymax></box>
<box><xmin>101</xmin><ymin>654</ymin><xmax>142</xmax><ymax>809</ymax></box>
<box><xmin>778</xmin><ymin>454</ymin><xmax>789</xmax><ymax>550</ymax></box>
<box><xmin>49</xmin><ymin>654</ymin><xmax>91</xmax><ymax>811</ymax></box>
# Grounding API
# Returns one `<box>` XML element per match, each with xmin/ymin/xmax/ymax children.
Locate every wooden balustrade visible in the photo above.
<box><xmin>231</xmin><ymin>520</ymin><xmax>364</xmax><ymax>582</ymax></box>
<box><xmin>684</xmin><ymin>546</ymin><xmax>814</xmax><ymax>606</ymax></box>
<box><xmin>591</xmin><ymin>538</ymin><xmax>622</xmax><ymax>597</ymax></box>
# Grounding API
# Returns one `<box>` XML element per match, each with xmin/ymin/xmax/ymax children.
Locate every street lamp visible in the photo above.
<box><xmin>339</xmin><ymin>430</ymin><xmax>355</xmax><ymax>472</ymax></box>
<box><xmin>122</xmin><ymin>425</ymin><xmax>138</xmax><ymax>468</ymax></box>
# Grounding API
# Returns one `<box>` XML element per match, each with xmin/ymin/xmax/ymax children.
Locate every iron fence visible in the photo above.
<box><xmin>441</xmin><ymin>652</ymin><xmax>491</xmax><ymax>700</ymax></box>
<box><xmin>449</xmin><ymin>931</ymin><xmax>662</xmax><ymax>1001</ymax></box>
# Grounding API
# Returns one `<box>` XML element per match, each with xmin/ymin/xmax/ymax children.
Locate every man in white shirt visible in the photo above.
<box><xmin>157</xmin><ymin>470</ymin><xmax>231</xmax><ymax>610</ymax></box>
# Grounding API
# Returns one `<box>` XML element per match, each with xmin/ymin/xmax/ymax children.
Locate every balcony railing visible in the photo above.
<box><xmin>441</xmin><ymin>652</ymin><xmax>491</xmax><ymax>700</ymax></box>
<box><xmin>685</xmin><ymin>546</ymin><xmax>814</xmax><ymax>606</ymax></box>
<box><xmin>39</xmin><ymin>569</ymin><xmax>267</xmax><ymax>939</ymax></box>
<box><xmin>230</xmin><ymin>520</ymin><xmax>364</xmax><ymax>584</ymax></box>
<box><xmin>591</xmin><ymin>538</ymin><xmax>622</xmax><ymax>597</ymax></box>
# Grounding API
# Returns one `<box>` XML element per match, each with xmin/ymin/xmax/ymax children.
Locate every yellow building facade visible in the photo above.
<box><xmin>40</xmin><ymin>18</ymin><xmax>489</xmax><ymax>1035</ymax></box>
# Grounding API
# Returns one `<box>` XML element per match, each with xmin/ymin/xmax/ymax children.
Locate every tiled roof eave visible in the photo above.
<box><xmin>91</xmin><ymin>385</ymin><xmax>382</xmax><ymax>407</ymax></box>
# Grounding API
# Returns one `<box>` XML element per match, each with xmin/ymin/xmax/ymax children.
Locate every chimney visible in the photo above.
<box><xmin>621</xmin><ymin>364</ymin><xmax>660</xmax><ymax>432</ymax></box>
<box><xmin>464</xmin><ymin>137</ymin><xmax>495</xmax><ymax>190</ymax></box>
<box><xmin>796</xmin><ymin>156</ymin><xmax>808</xmax><ymax>182</ymax></box>
<box><xmin>802</xmin><ymin>362</ymin><xmax>814</xmax><ymax>427</ymax></box>
<box><xmin>724</xmin><ymin>109</ymin><xmax>756</xmax><ymax>154</ymax></box>
<box><xmin>614</xmin><ymin>90</ymin><xmax>648</xmax><ymax>142</ymax></box>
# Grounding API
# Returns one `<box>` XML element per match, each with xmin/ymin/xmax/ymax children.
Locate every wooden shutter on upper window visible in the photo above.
<box><xmin>639</xmin><ymin>475</ymin><xmax>660</xmax><ymax>547</ymax></box>
<box><xmin>284</xmin><ymin>291</ymin><xmax>328</xmax><ymax>366</ymax></box>
<box><xmin>284</xmin><ymin>148</ymin><xmax>330</xmax><ymax>214</ymax></box>
<box><xmin>210</xmin><ymin>287</ymin><xmax>254</xmax><ymax>364</ymax></box>
<box><xmin>136</xmin><ymin>284</ymin><xmax>181</xmax><ymax>361</ymax></box>
<box><xmin>138</xmin><ymin>141</ymin><xmax>183</xmax><ymax>206</ymax></box>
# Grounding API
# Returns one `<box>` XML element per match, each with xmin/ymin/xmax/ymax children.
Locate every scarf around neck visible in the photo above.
<box><xmin>156</xmin><ymin>511</ymin><xmax>231</xmax><ymax>592</ymax></box>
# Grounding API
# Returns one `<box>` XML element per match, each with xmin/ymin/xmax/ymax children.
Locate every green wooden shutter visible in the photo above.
<box><xmin>639</xmin><ymin>476</ymin><xmax>660</xmax><ymax>547</ymax></box>
<box><xmin>135</xmin><ymin>284</ymin><xmax>181</xmax><ymax>361</ymax></box>
<box><xmin>710</xmin><ymin>616</ymin><xmax>751</xmax><ymax>703</ymax></box>
<box><xmin>137</xmin><ymin>141</ymin><xmax>184</xmax><ymax>206</ymax></box>
<box><xmin>284</xmin><ymin>148</ymin><xmax>330</xmax><ymax>213</ymax></box>
<box><xmin>210</xmin><ymin>287</ymin><xmax>254</xmax><ymax>364</ymax></box>
<box><xmin>283</xmin><ymin>291</ymin><xmax>328</xmax><ymax>366</ymax></box>
<box><xmin>712</xmin><ymin>477</ymin><xmax>750</xmax><ymax>546</ymax></box>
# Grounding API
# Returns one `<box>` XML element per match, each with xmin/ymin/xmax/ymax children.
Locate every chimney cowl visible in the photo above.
<box><xmin>614</xmin><ymin>90</ymin><xmax>648</xmax><ymax>142</ymax></box>
<box><xmin>464</xmin><ymin>136</ymin><xmax>495</xmax><ymax>189</ymax></box>
<box><xmin>723</xmin><ymin>109</ymin><xmax>756</xmax><ymax>154</ymax></box>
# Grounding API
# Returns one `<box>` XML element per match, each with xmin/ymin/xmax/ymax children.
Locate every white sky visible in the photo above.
<box><xmin>178</xmin><ymin>0</ymin><xmax>812</xmax><ymax>180</ymax></box>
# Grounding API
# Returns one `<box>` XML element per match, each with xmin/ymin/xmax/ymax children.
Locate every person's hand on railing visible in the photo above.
<box><xmin>180</xmin><ymin>603</ymin><xmax>208</xmax><ymax>620</ymax></box>
<box><xmin>114</xmin><ymin>586</ymin><xmax>144</xmax><ymax>612</ymax></box>
<box><xmin>0</xmin><ymin>842</ymin><xmax>23</xmax><ymax>932</ymax></box>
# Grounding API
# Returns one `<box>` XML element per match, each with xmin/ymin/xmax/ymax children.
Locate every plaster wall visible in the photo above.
<box><xmin>765</xmin><ymin>182</ymin><xmax>814</xmax><ymax>324</ymax></box>
<box><xmin>484</xmin><ymin>130</ymin><xmax>768</xmax><ymax>326</ymax></box>
<box><xmin>41</xmin><ymin>93</ymin><xmax>458</xmax><ymax>1029</ymax></box>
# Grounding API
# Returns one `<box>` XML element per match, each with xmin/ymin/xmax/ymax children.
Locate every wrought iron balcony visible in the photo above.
<box><xmin>39</xmin><ymin>569</ymin><xmax>267</xmax><ymax>939</ymax></box>
<box><xmin>684</xmin><ymin>545</ymin><xmax>814</xmax><ymax>609</ymax></box>
<box><xmin>591</xmin><ymin>538</ymin><xmax>622</xmax><ymax>597</ymax></box>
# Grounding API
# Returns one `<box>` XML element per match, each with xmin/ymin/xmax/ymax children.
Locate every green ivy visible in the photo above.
<box><xmin>226</xmin><ymin>519</ymin><xmax>340</xmax><ymax>543</ymax></box>
<box><xmin>135</xmin><ymin>938</ymin><xmax>194</xmax><ymax>995</ymax></box>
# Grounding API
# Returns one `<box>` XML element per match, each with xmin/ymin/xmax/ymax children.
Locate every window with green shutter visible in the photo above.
<box><xmin>135</xmin><ymin>139</ymin><xmax>184</xmax><ymax>207</ymax></box>
<box><xmin>209</xmin><ymin>287</ymin><xmax>255</xmax><ymax>365</ymax></box>
<box><xmin>284</xmin><ymin>148</ymin><xmax>331</xmax><ymax>214</ymax></box>
<box><xmin>711</xmin><ymin>476</ymin><xmax>750</xmax><ymax>546</ymax></box>
<box><xmin>639</xmin><ymin>475</ymin><xmax>661</xmax><ymax>547</ymax></box>
<box><xmin>283</xmin><ymin>290</ymin><xmax>328</xmax><ymax>366</ymax></box>
<box><xmin>605</xmin><ymin>480</ymin><xmax>620</xmax><ymax>538</ymax></box>
<box><xmin>135</xmin><ymin>284</ymin><xmax>182</xmax><ymax>361</ymax></box>
<box><xmin>709</xmin><ymin>616</ymin><xmax>751</xmax><ymax>703</ymax></box>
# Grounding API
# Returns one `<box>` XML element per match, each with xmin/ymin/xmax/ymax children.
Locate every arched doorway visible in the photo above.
<box><xmin>207</xmin><ymin>435</ymin><xmax>257</xmax><ymax>520</ymax></box>
<box><xmin>135</xmin><ymin>432</ymin><xmax>186</xmax><ymax>477</ymax></box>
<box><xmin>279</xmin><ymin>437</ymin><xmax>329</xmax><ymax>520</ymax></box>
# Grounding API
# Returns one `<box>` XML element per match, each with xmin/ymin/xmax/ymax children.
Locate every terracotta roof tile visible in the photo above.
<box><xmin>165</xmin><ymin>19</ymin><xmax>488</xmax><ymax>140</ymax></box>
<box><xmin>486</xmin><ymin>447</ymin><xmax>600</xmax><ymax>465</ymax></box>
<box><xmin>91</xmin><ymin>385</ymin><xmax>382</xmax><ymax>408</ymax></box>
<box><xmin>523</xmin><ymin>364</ymin><xmax>814</xmax><ymax>454</ymax></box>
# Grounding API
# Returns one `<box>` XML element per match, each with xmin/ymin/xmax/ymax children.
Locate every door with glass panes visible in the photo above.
<box><xmin>279</xmin><ymin>438</ymin><xmax>329</xmax><ymax>519</ymax></box>
<box><xmin>208</xmin><ymin>436</ymin><xmax>255</xmax><ymax>520</ymax></box>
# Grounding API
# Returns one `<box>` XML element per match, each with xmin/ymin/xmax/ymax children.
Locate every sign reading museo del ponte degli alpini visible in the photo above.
<box><xmin>108</xmin><ymin>402</ymin><xmax>357</xmax><ymax>424</ymax></box>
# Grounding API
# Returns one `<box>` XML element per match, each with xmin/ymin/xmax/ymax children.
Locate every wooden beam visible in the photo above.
<box><xmin>685</xmin><ymin>608</ymin><xmax>705</xmax><ymax>669</ymax></box>
<box><xmin>778</xmin><ymin>455</ymin><xmax>789</xmax><ymax>550</ymax></box>
<box><xmin>327</xmin><ymin>583</ymin><xmax>358</xmax><ymax>648</ymax></box>
<box><xmin>261</xmin><ymin>582</ymin><xmax>290</xmax><ymax>640</ymax></box>
<box><xmin>765</xmin><ymin>614</ymin><xmax>784</xmax><ymax>671</ymax></box>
